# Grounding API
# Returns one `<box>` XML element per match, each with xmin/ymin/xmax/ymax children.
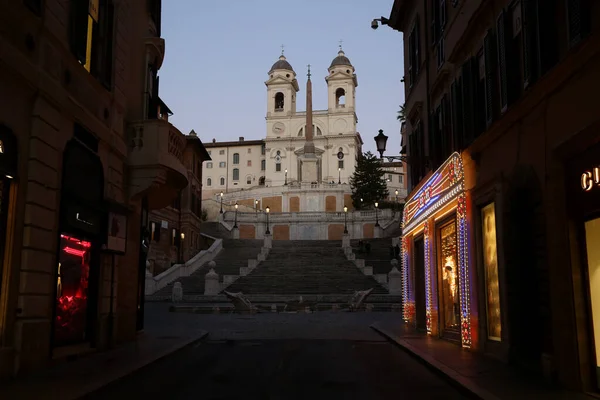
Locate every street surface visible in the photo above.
<box><xmin>83</xmin><ymin>304</ymin><xmax>469</xmax><ymax>400</ymax></box>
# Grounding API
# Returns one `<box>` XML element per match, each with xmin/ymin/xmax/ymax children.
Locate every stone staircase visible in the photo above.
<box><xmin>149</xmin><ymin>239</ymin><xmax>263</xmax><ymax>297</ymax></box>
<box><xmin>351</xmin><ymin>238</ymin><xmax>398</xmax><ymax>276</ymax></box>
<box><xmin>200</xmin><ymin>221</ymin><xmax>231</xmax><ymax>239</ymax></box>
<box><xmin>225</xmin><ymin>240</ymin><xmax>388</xmax><ymax>295</ymax></box>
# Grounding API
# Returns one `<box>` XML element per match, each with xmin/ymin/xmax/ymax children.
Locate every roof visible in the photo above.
<box><xmin>269</xmin><ymin>55</ymin><xmax>294</xmax><ymax>73</ymax></box>
<box><xmin>204</xmin><ymin>139</ymin><xmax>265</xmax><ymax>148</ymax></box>
<box><xmin>185</xmin><ymin>135</ymin><xmax>211</xmax><ymax>161</ymax></box>
<box><xmin>329</xmin><ymin>50</ymin><xmax>352</xmax><ymax>68</ymax></box>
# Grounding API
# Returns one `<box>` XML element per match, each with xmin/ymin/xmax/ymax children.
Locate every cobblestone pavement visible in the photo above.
<box><xmin>82</xmin><ymin>304</ymin><xmax>470</xmax><ymax>400</ymax></box>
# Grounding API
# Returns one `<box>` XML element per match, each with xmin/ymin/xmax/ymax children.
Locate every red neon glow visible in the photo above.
<box><xmin>63</xmin><ymin>246</ymin><xmax>86</xmax><ymax>257</ymax></box>
<box><xmin>60</xmin><ymin>234</ymin><xmax>91</xmax><ymax>248</ymax></box>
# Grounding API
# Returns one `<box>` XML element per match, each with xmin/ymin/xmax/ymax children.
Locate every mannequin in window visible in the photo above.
<box><xmin>443</xmin><ymin>256</ymin><xmax>458</xmax><ymax>327</ymax></box>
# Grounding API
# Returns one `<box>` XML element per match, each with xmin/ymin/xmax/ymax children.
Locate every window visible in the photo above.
<box><xmin>233</xmin><ymin>153</ymin><xmax>239</xmax><ymax>164</ymax></box>
<box><xmin>388</xmin><ymin>174</ymin><xmax>393</xmax><ymax>182</ymax></box>
<box><xmin>247</xmin><ymin>160</ymin><xmax>252</xmax><ymax>167</ymax></box>
<box><xmin>399</xmin><ymin>175</ymin><xmax>404</xmax><ymax>184</ymax></box>
<box><xmin>171</xmin><ymin>228</ymin><xmax>180</xmax><ymax>247</ymax></box>
<box><xmin>150</xmin><ymin>221</ymin><xmax>161</xmax><ymax>242</ymax></box>
<box><xmin>276</xmin><ymin>163</ymin><xmax>281</xmax><ymax>172</ymax></box>
<box><xmin>247</xmin><ymin>148</ymin><xmax>252</xmax><ymax>154</ymax></box>
<box><xmin>171</xmin><ymin>193</ymin><xmax>180</xmax><ymax>210</ymax></box>
<box><xmin>408</xmin><ymin>121</ymin><xmax>425</xmax><ymax>189</ymax></box>
<box><xmin>148</xmin><ymin>0</ymin><xmax>162</xmax><ymax>36</ymax></box>
<box><xmin>261</xmin><ymin>159</ymin><xmax>266</xmax><ymax>171</ymax></box>
<box><xmin>24</xmin><ymin>0</ymin><xmax>42</xmax><ymax>16</ymax></box>
<box><xmin>219</xmin><ymin>150</ymin><xmax>225</xmax><ymax>155</ymax></box>
<box><xmin>219</xmin><ymin>161</ymin><xmax>226</xmax><ymax>168</ymax></box>
<box><xmin>438</xmin><ymin>218</ymin><xmax>461</xmax><ymax>333</ymax></box>
<box><xmin>483</xmin><ymin>31</ymin><xmax>496</xmax><ymax>128</ymax></box>
<box><xmin>481</xmin><ymin>203</ymin><xmax>501</xmax><ymax>341</ymax></box>
<box><xmin>275</xmin><ymin>92</ymin><xmax>284</xmax><ymax>111</ymax></box>
<box><xmin>207</xmin><ymin>178</ymin><xmax>212</xmax><ymax>186</ymax></box>
<box><xmin>261</xmin><ymin>144</ymin><xmax>266</xmax><ymax>155</ymax></box>
<box><xmin>246</xmin><ymin>176</ymin><xmax>252</xmax><ymax>185</ymax></box>
<box><xmin>145</xmin><ymin>62</ymin><xmax>159</xmax><ymax>119</ymax></box>
<box><xmin>339</xmin><ymin>160</ymin><xmax>344</xmax><ymax>169</ymax></box>
<box><xmin>220</xmin><ymin>177</ymin><xmax>225</xmax><ymax>185</ymax></box>
<box><xmin>335</xmin><ymin>88</ymin><xmax>346</xmax><ymax>107</ymax></box>
<box><xmin>206</xmin><ymin>162</ymin><xmax>213</xmax><ymax>168</ymax></box>
<box><xmin>407</xmin><ymin>17</ymin><xmax>421</xmax><ymax>87</ymax></box>
<box><xmin>233</xmin><ymin>168</ymin><xmax>239</xmax><ymax>181</ymax></box>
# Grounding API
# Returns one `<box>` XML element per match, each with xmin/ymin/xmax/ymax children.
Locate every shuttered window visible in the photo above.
<box><xmin>483</xmin><ymin>31</ymin><xmax>496</xmax><ymax>128</ymax></box>
<box><xmin>566</xmin><ymin>0</ymin><xmax>591</xmax><ymax>47</ymax></box>
<box><xmin>496</xmin><ymin>11</ymin><xmax>509</xmax><ymax>113</ymax></box>
<box><xmin>91</xmin><ymin>0</ymin><xmax>115</xmax><ymax>90</ymax></box>
<box><xmin>408</xmin><ymin>17</ymin><xmax>421</xmax><ymax>88</ymax></box>
<box><xmin>461</xmin><ymin>59</ymin><xmax>476</xmax><ymax>147</ymax></box>
<box><xmin>69</xmin><ymin>0</ymin><xmax>89</xmax><ymax>65</ymax></box>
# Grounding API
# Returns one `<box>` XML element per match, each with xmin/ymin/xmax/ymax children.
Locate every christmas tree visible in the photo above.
<box><xmin>350</xmin><ymin>151</ymin><xmax>389</xmax><ymax>209</ymax></box>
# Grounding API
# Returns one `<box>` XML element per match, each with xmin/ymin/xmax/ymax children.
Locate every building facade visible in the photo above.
<box><xmin>0</xmin><ymin>0</ymin><xmax>186</xmax><ymax>378</ymax></box>
<box><xmin>201</xmin><ymin>50</ymin><xmax>364</xmax><ymax>202</ymax></box>
<box><xmin>381</xmin><ymin>161</ymin><xmax>408</xmax><ymax>202</ymax></box>
<box><xmin>389</xmin><ymin>0</ymin><xmax>600</xmax><ymax>393</ymax></box>
<box><xmin>147</xmin><ymin>131</ymin><xmax>211</xmax><ymax>276</ymax></box>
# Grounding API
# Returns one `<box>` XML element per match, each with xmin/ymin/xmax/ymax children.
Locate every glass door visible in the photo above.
<box><xmin>439</xmin><ymin>218</ymin><xmax>461</xmax><ymax>338</ymax></box>
<box><xmin>584</xmin><ymin>217</ymin><xmax>600</xmax><ymax>390</ymax></box>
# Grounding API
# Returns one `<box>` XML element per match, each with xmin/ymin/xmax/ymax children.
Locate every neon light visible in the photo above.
<box><xmin>63</xmin><ymin>247</ymin><xmax>86</xmax><ymax>258</ymax></box>
<box><xmin>401</xmin><ymin>152</ymin><xmax>472</xmax><ymax>348</ymax></box>
<box><xmin>61</xmin><ymin>234</ymin><xmax>91</xmax><ymax>248</ymax></box>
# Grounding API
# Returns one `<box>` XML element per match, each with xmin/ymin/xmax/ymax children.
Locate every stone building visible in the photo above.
<box><xmin>388</xmin><ymin>0</ymin><xmax>600</xmax><ymax>394</ymax></box>
<box><xmin>202</xmin><ymin>49</ymin><xmax>364</xmax><ymax>200</ymax></box>
<box><xmin>0</xmin><ymin>0</ymin><xmax>187</xmax><ymax>377</ymax></box>
<box><xmin>147</xmin><ymin>130</ymin><xmax>211</xmax><ymax>275</ymax></box>
<box><xmin>381</xmin><ymin>161</ymin><xmax>408</xmax><ymax>203</ymax></box>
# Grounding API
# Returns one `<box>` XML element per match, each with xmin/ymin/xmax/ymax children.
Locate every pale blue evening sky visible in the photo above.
<box><xmin>160</xmin><ymin>0</ymin><xmax>404</xmax><ymax>155</ymax></box>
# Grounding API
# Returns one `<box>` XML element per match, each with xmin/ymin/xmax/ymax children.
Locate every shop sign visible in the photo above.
<box><xmin>581</xmin><ymin>167</ymin><xmax>600</xmax><ymax>192</ymax></box>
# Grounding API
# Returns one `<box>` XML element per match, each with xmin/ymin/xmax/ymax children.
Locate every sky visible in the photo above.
<box><xmin>160</xmin><ymin>0</ymin><xmax>405</xmax><ymax>155</ymax></box>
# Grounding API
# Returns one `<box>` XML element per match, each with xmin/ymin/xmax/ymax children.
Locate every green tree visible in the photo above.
<box><xmin>397</xmin><ymin>104</ymin><xmax>406</xmax><ymax>122</ymax></box>
<box><xmin>350</xmin><ymin>151</ymin><xmax>389</xmax><ymax>209</ymax></box>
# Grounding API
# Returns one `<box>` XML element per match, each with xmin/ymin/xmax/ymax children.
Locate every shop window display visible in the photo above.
<box><xmin>54</xmin><ymin>234</ymin><xmax>92</xmax><ymax>346</ymax></box>
<box><xmin>440</xmin><ymin>220</ymin><xmax>460</xmax><ymax>332</ymax></box>
<box><xmin>482</xmin><ymin>203</ymin><xmax>502</xmax><ymax>340</ymax></box>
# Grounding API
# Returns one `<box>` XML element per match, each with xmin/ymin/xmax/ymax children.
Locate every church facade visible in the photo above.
<box><xmin>202</xmin><ymin>50</ymin><xmax>363</xmax><ymax>203</ymax></box>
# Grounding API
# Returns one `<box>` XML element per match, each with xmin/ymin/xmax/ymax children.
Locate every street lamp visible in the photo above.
<box><xmin>285</xmin><ymin>169</ymin><xmax>288</xmax><ymax>185</ymax></box>
<box><xmin>395</xmin><ymin>189</ymin><xmax>399</xmax><ymax>203</ymax></box>
<box><xmin>374</xmin><ymin>201</ymin><xmax>380</xmax><ymax>227</ymax></box>
<box><xmin>343</xmin><ymin>205</ymin><xmax>348</xmax><ymax>234</ymax></box>
<box><xmin>255</xmin><ymin>199</ymin><xmax>259</xmax><ymax>214</ymax></box>
<box><xmin>179</xmin><ymin>231</ymin><xmax>185</xmax><ymax>263</ymax></box>
<box><xmin>219</xmin><ymin>191</ymin><xmax>224</xmax><ymax>214</ymax></box>
<box><xmin>374</xmin><ymin>129</ymin><xmax>409</xmax><ymax>163</ymax></box>
<box><xmin>338</xmin><ymin>167</ymin><xmax>341</xmax><ymax>184</ymax></box>
<box><xmin>234</xmin><ymin>202</ymin><xmax>239</xmax><ymax>228</ymax></box>
<box><xmin>265</xmin><ymin>206</ymin><xmax>270</xmax><ymax>235</ymax></box>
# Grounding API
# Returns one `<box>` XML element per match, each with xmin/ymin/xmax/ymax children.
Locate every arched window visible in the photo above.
<box><xmin>261</xmin><ymin>159</ymin><xmax>266</xmax><ymax>171</ymax></box>
<box><xmin>246</xmin><ymin>175</ymin><xmax>252</xmax><ymax>185</ymax></box>
<box><xmin>316</xmin><ymin>127</ymin><xmax>322</xmax><ymax>136</ymax></box>
<box><xmin>298</xmin><ymin>125</ymin><xmax>323</xmax><ymax>136</ymax></box>
<box><xmin>275</xmin><ymin>92</ymin><xmax>284</xmax><ymax>111</ymax></box>
<box><xmin>233</xmin><ymin>153</ymin><xmax>239</xmax><ymax>165</ymax></box>
<box><xmin>335</xmin><ymin>88</ymin><xmax>346</xmax><ymax>107</ymax></box>
<box><xmin>220</xmin><ymin>177</ymin><xmax>225</xmax><ymax>185</ymax></box>
<box><xmin>207</xmin><ymin>178</ymin><xmax>212</xmax><ymax>186</ymax></box>
<box><xmin>233</xmin><ymin>168</ymin><xmax>239</xmax><ymax>181</ymax></box>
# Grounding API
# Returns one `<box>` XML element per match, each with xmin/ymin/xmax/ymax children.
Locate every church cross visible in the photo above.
<box><xmin>307</xmin><ymin>64</ymin><xmax>311</xmax><ymax>79</ymax></box>
<box><xmin>338</xmin><ymin>39</ymin><xmax>344</xmax><ymax>50</ymax></box>
<box><xmin>281</xmin><ymin>44</ymin><xmax>285</xmax><ymax>56</ymax></box>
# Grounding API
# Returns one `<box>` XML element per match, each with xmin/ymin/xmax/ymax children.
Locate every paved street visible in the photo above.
<box><xmin>83</xmin><ymin>304</ymin><xmax>469</xmax><ymax>400</ymax></box>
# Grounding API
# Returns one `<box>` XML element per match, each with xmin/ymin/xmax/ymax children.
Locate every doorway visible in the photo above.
<box><xmin>437</xmin><ymin>217</ymin><xmax>461</xmax><ymax>341</ymax></box>
<box><xmin>414</xmin><ymin>236</ymin><xmax>426</xmax><ymax>331</ymax></box>
<box><xmin>584</xmin><ymin>217</ymin><xmax>600</xmax><ymax>390</ymax></box>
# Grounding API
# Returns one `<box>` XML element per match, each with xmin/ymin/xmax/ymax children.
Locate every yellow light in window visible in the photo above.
<box><xmin>83</xmin><ymin>15</ymin><xmax>93</xmax><ymax>72</ymax></box>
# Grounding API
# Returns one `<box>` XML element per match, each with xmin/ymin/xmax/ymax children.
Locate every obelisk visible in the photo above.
<box><xmin>300</xmin><ymin>64</ymin><xmax>318</xmax><ymax>183</ymax></box>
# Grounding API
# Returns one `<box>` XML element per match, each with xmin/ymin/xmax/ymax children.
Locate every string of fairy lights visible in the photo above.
<box><xmin>401</xmin><ymin>152</ymin><xmax>472</xmax><ymax>348</ymax></box>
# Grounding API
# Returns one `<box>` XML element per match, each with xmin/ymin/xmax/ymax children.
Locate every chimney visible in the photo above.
<box><xmin>212</xmin><ymin>138</ymin><xmax>216</xmax><ymax>143</ymax></box>
<box><xmin>239</xmin><ymin>137</ymin><xmax>244</xmax><ymax>142</ymax></box>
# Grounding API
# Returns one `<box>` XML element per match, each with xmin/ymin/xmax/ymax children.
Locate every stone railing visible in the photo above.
<box><xmin>218</xmin><ymin>183</ymin><xmax>351</xmax><ymax>203</ymax></box>
<box><xmin>145</xmin><ymin>235</ymin><xmax>223</xmax><ymax>295</ymax></box>
<box><xmin>222</xmin><ymin>209</ymin><xmax>394</xmax><ymax>223</ymax></box>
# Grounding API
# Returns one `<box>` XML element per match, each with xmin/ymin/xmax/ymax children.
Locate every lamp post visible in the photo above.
<box><xmin>338</xmin><ymin>167</ymin><xmax>341</xmax><ymax>184</ymax></box>
<box><xmin>219</xmin><ymin>191</ymin><xmax>224</xmax><ymax>214</ymax></box>
<box><xmin>255</xmin><ymin>199</ymin><xmax>259</xmax><ymax>214</ymax></box>
<box><xmin>234</xmin><ymin>202</ymin><xmax>238</xmax><ymax>228</ymax></box>
<box><xmin>179</xmin><ymin>232</ymin><xmax>185</xmax><ymax>263</ymax></box>
<box><xmin>395</xmin><ymin>189</ymin><xmax>399</xmax><ymax>203</ymax></box>
<box><xmin>374</xmin><ymin>129</ymin><xmax>410</xmax><ymax>163</ymax></box>
<box><xmin>285</xmin><ymin>169</ymin><xmax>288</xmax><ymax>185</ymax></box>
<box><xmin>265</xmin><ymin>206</ymin><xmax>270</xmax><ymax>235</ymax></box>
<box><xmin>343</xmin><ymin>205</ymin><xmax>348</xmax><ymax>234</ymax></box>
<box><xmin>374</xmin><ymin>201</ymin><xmax>380</xmax><ymax>227</ymax></box>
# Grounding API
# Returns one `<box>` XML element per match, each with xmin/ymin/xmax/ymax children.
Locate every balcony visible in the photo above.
<box><xmin>129</xmin><ymin>120</ymin><xmax>188</xmax><ymax>210</ymax></box>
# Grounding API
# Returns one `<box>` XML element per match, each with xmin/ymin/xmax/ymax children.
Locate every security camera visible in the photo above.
<box><xmin>371</xmin><ymin>19</ymin><xmax>379</xmax><ymax>30</ymax></box>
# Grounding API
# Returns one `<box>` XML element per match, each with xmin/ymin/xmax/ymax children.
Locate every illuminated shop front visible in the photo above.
<box><xmin>401</xmin><ymin>152</ymin><xmax>474</xmax><ymax>348</ymax></box>
<box><xmin>53</xmin><ymin>134</ymin><xmax>106</xmax><ymax>348</ymax></box>
<box><xmin>567</xmin><ymin>142</ymin><xmax>600</xmax><ymax>391</ymax></box>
